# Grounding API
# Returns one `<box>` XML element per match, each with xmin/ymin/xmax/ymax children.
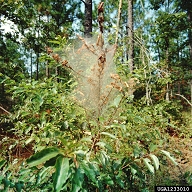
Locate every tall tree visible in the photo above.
<box><xmin>187</xmin><ymin>4</ymin><xmax>192</xmax><ymax>114</ymax></box>
<box><xmin>115</xmin><ymin>0</ymin><xmax>123</xmax><ymax>46</ymax></box>
<box><xmin>178</xmin><ymin>0</ymin><xmax>192</xmax><ymax>113</ymax></box>
<box><xmin>127</xmin><ymin>0</ymin><xmax>134</xmax><ymax>73</ymax></box>
<box><xmin>84</xmin><ymin>0</ymin><xmax>92</xmax><ymax>37</ymax></box>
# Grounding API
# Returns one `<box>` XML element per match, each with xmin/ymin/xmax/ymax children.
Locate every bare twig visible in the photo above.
<box><xmin>175</xmin><ymin>94</ymin><xmax>192</xmax><ymax>107</ymax></box>
<box><xmin>77</xmin><ymin>34</ymin><xmax>99</xmax><ymax>56</ymax></box>
<box><xmin>0</xmin><ymin>106</ymin><xmax>11</xmax><ymax>115</ymax></box>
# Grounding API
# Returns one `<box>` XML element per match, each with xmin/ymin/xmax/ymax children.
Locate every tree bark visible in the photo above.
<box><xmin>30</xmin><ymin>49</ymin><xmax>33</xmax><ymax>81</ymax></box>
<box><xmin>36</xmin><ymin>51</ymin><xmax>39</xmax><ymax>80</ymax></box>
<box><xmin>55</xmin><ymin>66</ymin><xmax>60</xmax><ymax>83</ymax></box>
<box><xmin>191</xmin><ymin>70</ymin><xmax>192</xmax><ymax>115</ymax></box>
<box><xmin>36</xmin><ymin>15</ymin><xmax>41</xmax><ymax>80</ymax></box>
<box><xmin>115</xmin><ymin>0</ymin><xmax>122</xmax><ymax>46</ymax></box>
<box><xmin>187</xmin><ymin>10</ymin><xmax>192</xmax><ymax>115</ymax></box>
<box><xmin>84</xmin><ymin>0</ymin><xmax>92</xmax><ymax>38</ymax></box>
<box><xmin>127</xmin><ymin>0</ymin><xmax>134</xmax><ymax>73</ymax></box>
<box><xmin>46</xmin><ymin>14</ymin><xmax>50</xmax><ymax>78</ymax></box>
<box><xmin>165</xmin><ymin>44</ymin><xmax>170</xmax><ymax>101</ymax></box>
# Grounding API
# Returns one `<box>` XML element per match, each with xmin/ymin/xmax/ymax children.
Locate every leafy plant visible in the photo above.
<box><xmin>1</xmin><ymin>3</ymin><xmax>192</xmax><ymax>192</ymax></box>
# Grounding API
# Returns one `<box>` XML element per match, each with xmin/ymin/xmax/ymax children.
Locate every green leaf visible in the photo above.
<box><xmin>0</xmin><ymin>160</ymin><xmax>6</xmax><ymax>169</ymax></box>
<box><xmin>149</xmin><ymin>154</ymin><xmax>159</xmax><ymax>170</ymax></box>
<box><xmin>80</xmin><ymin>137</ymin><xmax>92</xmax><ymax>142</ymax></box>
<box><xmin>25</xmin><ymin>135</ymin><xmax>35</xmax><ymax>145</ymax></box>
<box><xmin>80</xmin><ymin>161</ymin><xmax>98</xmax><ymax>187</ymax></box>
<box><xmin>72</xmin><ymin>184</ymin><xmax>81</xmax><ymax>192</ymax></box>
<box><xmin>149</xmin><ymin>144</ymin><xmax>158</xmax><ymax>152</ymax></box>
<box><xmin>133</xmin><ymin>146</ymin><xmax>142</xmax><ymax>158</ymax></box>
<box><xmin>143</xmin><ymin>158</ymin><xmax>154</xmax><ymax>174</ymax></box>
<box><xmin>113</xmin><ymin>95</ymin><xmax>122</xmax><ymax>107</ymax></box>
<box><xmin>96</xmin><ymin>141</ymin><xmax>106</xmax><ymax>148</ymax></box>
<box><xmin>95</xmin><ymin>142</ymin><xmax>113</xmax><ymax>152</ymax></box>
<box><xmin>130</xmin><ymin>166</ymin><xmax>137</xmax><ymax>175</ymax></box>
<box><xmin>74</xmin><ymin>150</ymin><xmax>87</xmax><ymax>157</ymax></box>
<box><xmin>2</xmin><ymin>178</ymin><xmax>11</xmax><ymax>188</ymax></box>
<box><xmin>13</xmin><ymin>88</ymin><xmax>25</xmax><ymax>94</ymax></box>
<box><xmin>44</xmin><ymin>155</ymin><xmax>60</xmax><ymax>167</ymax></box>
<box><xmin>72</xmin><ymin>168</ymin><xmax>84</xmax><ymax>192</ymax></box>
<box><xmin>53</xmin><ymin>156</ymin><xmax>69</xmax><ymax>192</ymax></box>
<box><xmin>48</xmin><ymin>40</ymin><xmax>60</xmax><ymax>44</ymax></box>
<box><xmin>52</xmin><ymin>88</ymin><xmax>58</xmax><ymax>94</ymax></box>
<box><xmin>17</xmin><ymin>169</ymin><xmax>32</xmax><ymax>181</ymax></box>
<box><xmin>134</xmin><ymin>116</ymin><xmax>145</xmax><ymax>123</ymax></box>
<box><xmin>27</xmin><ymin>147</ymin><xmax>60</xmax><ymax>167</ymax></box>
<box><xmin>63</xmin><ymin>121</ymin><xmax>69</xmax><ymax>129</ymax></box>
<box><xmin>103</xmin><ymin>175</ymin><xmax>114</xmax><ymax>185</ymax></box>
<box><xmin>15</xmin><ymin>181</ymin><xmax>24</xmax><ymax>191</ymax></box>
<box><xmin>36</xmin><ymin>167</ymin><xmax>53</xmax><ymax>185</ymax></box>
<box><xmin>161</xmin><ymin>150</ymin><xmax>178</xmax><ymax>166</ymax></box>
<box><xmin>100</xmin><ymin>132</ymin><xmax>116</xmax><ymax>139</ymax></box>
<box><xmin>99</xmin><ymin>151</ymin><xmax>109</xmax><ymax>166</ymax></box>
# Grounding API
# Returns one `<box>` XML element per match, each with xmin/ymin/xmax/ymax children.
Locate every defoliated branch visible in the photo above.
<box><xmin>175</xmin><ymin>94</ymin><xmax>192</xmax><ymax>107</ymax></box>
<box><xmin>0</xmin><ymin>106</ymin><xmax>11</xmax><ymax>115</ymax></box>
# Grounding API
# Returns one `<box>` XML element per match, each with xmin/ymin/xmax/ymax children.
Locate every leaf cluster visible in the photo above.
<box><xmin>0</xmin><ymin>75</ymin><xmax>185</xmax><ymax>191</ymax></box>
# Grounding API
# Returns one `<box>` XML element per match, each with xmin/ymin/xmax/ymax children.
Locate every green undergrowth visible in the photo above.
<box><xmin>0</xmin><ymin>77</ymin><xmax>191</xmax><ymax>192</ymax></box>
<box><xmin>1</xmin><ymin>33</ymin><xmax>192</xmax><ymax>192</ymax></box>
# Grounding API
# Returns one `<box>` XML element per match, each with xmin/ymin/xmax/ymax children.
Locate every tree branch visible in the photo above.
<box><xmin>175</xmin><ymin>94</ymin><xmax>192</xmax><ymax>107</ymax></box>
<box><xmin>80</xmin><ymin>0</ymin><xmax>86</xmax><ymax>4</ymax></box>
<box><xmin>0</xmin><ymin>106</ymin><xmax>12</xmax><ymax>115</ymax></box>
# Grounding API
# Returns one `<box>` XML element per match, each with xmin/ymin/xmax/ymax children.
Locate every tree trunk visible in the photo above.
<box><xmin>55</xmin><ymin>66</ymin><xmax>60</xmax><ymax>83</ymax></box>
<box><xmin>46</xmin><ymin>14</ymin><xmax>50</xmax><ymax>78</ymax></box>
<box><xmin>36</xmin><ymin>52</ymin><xmax>39</xmax><ymax>80</ymax></box>
<box><xmin>30</xmin><ymin>49</ymin><xmax>33</xmax><ymax>81</ymax></box>
<box><xmin>188</xmin><ymin>10</ymin><xmax>192</xmax><ymax>115</ymax></box>
<box><xmin>127</xmin><ymin>0</ymin><xmax>134</xmax><ymax>73</ymax></box>
<box><xmin>191</xmin><ymin>70</ymin><xmax>192</xmax><ymax>115</ymax></box>
<box><xmin>165</xmin><ymin>39</ymin><xmax>170</xmax><ymax>101</ymax></box>
<box><xmin>36</xmin><ymin>15</ymin><xmax>40</xmax><ymax>80</ymax></box>
<box><xmin>115</xmin><ymin>0</ymin><xmax>122</xmax><ymax>46</ymax></box>
<box><xmin>46</xmin><ymin>62</ymin><xmax>50</xmax><ymax>78</ymax></box>
<box><xmin>84</xmin><ymin>0</ymin><xmax>92</xmax><ymax>38</ymax></box>
<box><xmin>177</xmin><ymin>40</ymin><xmax>181</xmax><ymax>95</ymax></box>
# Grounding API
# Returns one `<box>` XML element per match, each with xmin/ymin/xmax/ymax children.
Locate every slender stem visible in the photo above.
<box><xmin>175</xmin><ymin>94</ymin><xmax>192</xmax><ymax>107</ymax></box>
<box><xmin>0</xmin><ymin>106</ymin><xmax>11</xmax><ymax>115</ymax></box>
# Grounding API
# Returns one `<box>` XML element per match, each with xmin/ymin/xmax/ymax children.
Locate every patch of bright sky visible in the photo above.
<box><xmin>0</xmin><ymin>16</ymin><xmax>18</xmax><ymax>34</ymax></box>
<box><xmin>80</xmin><ymin>0</ymin><xmax>100</xmax><ymax>12</ymax></box>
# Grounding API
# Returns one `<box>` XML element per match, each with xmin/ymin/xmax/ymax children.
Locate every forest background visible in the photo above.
<box><xmin>0</xmin><ymin>0</ymin><xmax>192</xmax><ymax>191</ymax></box>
